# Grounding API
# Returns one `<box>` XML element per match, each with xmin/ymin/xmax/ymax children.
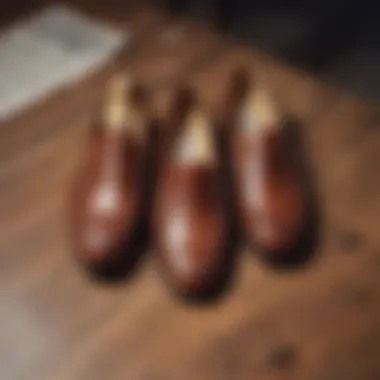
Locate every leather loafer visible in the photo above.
<box><xmin>70</xmin><ymin>74</ymin><xmax>155</xmax><ymax>278</ymax></box>
<box><xmin>153</xmin><ymin>88</ymin><xmax>232</xmax><ymax>297</ymax></box>
<box><xmin>230</xmin><ymin>80</ymin><xmax>307</xmax><ymax>260</ymax></box>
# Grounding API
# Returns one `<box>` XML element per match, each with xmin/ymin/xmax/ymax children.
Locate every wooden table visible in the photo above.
<box><xmin>0</xmin><ymin>2</ymin><xmax>379</xmax><ymax>379</ymax></box>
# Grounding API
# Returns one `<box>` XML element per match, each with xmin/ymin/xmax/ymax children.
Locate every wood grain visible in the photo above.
<box><xmin>0</xmin><ymin>3</ymin><xmax>379</xmax><ymax>380</ymax></box>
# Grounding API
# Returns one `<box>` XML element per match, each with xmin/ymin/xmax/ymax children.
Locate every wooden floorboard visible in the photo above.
<box><xmin>0</xmin><ymin>3</ymin><xmax>379</xmax><ymax>380</ymax></box>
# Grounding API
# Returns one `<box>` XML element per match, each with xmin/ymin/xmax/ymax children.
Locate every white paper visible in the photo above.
<box><xmin>0</xmin><ymin>4</ymin><xmax>129</xmax><ymax>121</ymax></box>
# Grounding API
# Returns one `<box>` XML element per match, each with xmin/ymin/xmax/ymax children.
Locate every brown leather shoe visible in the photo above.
<box><xmin>230</xmin><ymin>80</ymin><xmax>307</xmax><ymax>260</ymax></box>
<box><xmin>70</xmin><ymin>75</ymin><xmax>155</xmax><ymax>278</ymax></box>
<box><xmin>153</xmin><ymin>88</ymin><xmax>232</xmax><ymax>297</ymax></box>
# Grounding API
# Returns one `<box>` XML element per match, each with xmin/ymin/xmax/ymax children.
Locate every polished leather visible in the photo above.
<box><xmin>233</xmin><ymin>127</ymin><xmax>305</xmax><ymax>255</ymax></box>
<box><xmin>70</xmin><ymin>77</ymin><xmax>153</xmax><ymax>274</ymax></box>
<box><xmin>225</xmin><ymin>71</ymin><xmax>306</xmax><ymax>257</ymax></box>
<box><xmin>71</xmin><ymin>131</ymin><xmax>146</xmax><ymax>268</ymax></box>
<box><xmin>153</xmin><ymin>100</ymin><xmax>230</xmax><ymax>295</ymax></box>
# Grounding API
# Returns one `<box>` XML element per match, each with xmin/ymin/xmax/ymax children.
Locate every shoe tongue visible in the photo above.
<box><xmin>240</xmin><ymin>88</ymin><xmax>280</xmax><ymax>133</ymax></box>
<box><xmin>103</xmin><ymin>74</ymin><xmax>146</xmax><ymax>143</ymax></box>
<box><xmin>174</xmin><ymin>109</ymin><xmax>216</xmax><ymax>166</ymax></box>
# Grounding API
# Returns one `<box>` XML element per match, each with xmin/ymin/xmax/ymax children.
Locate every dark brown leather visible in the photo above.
<box><xmin>233</xmin><ymin>122</ymin><xmax>306</xmax><ymax>257</ymax></box>
<box><xmin>234</xmin><ymin>126</ymin><xmax>304</xmax><ymax>253</ymax></box>
<box><xmin>221</xmin><ymin>69</ymin><xmax>307</xmax><ymax>258</ymax></box>
<box><xmin>71</xmin><ymin>132</ymin><xmax>143</xmax><ymax>266</ymax></box>
<box><xmin>153</xmin><ymin>94</ymin><xmax>230</xmax><ymax>296</ymax></box>
<box><xmin>69</xmin><ymin>78</ymin><xmax>153</xmax><ymax>276</ymax></box>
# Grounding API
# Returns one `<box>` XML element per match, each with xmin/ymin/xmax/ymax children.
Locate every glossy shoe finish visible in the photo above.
<box><xmin>70</xmin><ymin>75</ymin><xmax>154</xmax><ymax>278</ymax></box>
<box><xmin>153</xmin><ymin>91</ymin><xmax>232</xmax><ymax>298</ymax></box>
<box><xmin>231</xmin><ymin>85</ymin><xmax>307</xmax><ymax>260</ymax></box>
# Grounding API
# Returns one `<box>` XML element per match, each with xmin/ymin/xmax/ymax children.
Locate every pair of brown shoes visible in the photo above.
<box><xmin>70</xmin><ymin>72</ymin><xmax>309</xmax><ymax>297</ymax></box>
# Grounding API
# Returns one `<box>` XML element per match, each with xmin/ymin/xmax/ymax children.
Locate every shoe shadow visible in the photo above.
<box><xmin>262</xmin><ymin>117</ymin><xmax>321</xmax><ymax>270</ymax></box>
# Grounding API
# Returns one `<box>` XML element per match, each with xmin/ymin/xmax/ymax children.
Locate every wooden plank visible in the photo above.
<box><xmin>1</xmin><ymin>4</ymin><xmax>380</xmax><ymax>380</ymax></box>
